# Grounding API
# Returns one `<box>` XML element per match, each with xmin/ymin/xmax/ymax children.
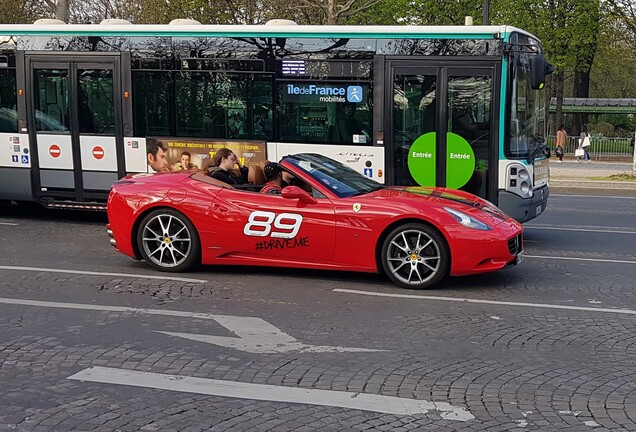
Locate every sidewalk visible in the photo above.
<box><xmin>548</xmin><ymin>159</ymin><xmax>635</xmax><ymax>190</ymax></box>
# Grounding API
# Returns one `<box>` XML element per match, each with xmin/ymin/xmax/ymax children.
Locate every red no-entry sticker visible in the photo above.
<box><xmin>49</xmin><ymin>144</ymin><xmax>61</xmax><ymax>158</ymax></box>
<box><xmin>92</xmin><ymin>146</ymin><xmax>104</xmax><ymax>160</ymax></box>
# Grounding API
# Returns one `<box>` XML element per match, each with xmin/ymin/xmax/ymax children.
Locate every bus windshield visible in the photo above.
<box><xmin>507</xmin><ymin>34</ymin><xmax>547</xmax><ymax>159</ymax></box>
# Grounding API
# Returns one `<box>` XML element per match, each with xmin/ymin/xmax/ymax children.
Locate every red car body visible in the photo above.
<box><xmin>107</xmin><ymin>153</ymin><xmax>523</xmax><ymax>289</ymax></box>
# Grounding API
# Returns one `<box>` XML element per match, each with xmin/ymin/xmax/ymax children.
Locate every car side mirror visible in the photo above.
<box><xmin>281</xmin><ymin>185</ymin><xmax>317</xmax><ymax>204</ymax></box>
<box><xmin>529</xmin><ymin>54</ymin><xmax>554</xmax><ymax>90</ymax></box>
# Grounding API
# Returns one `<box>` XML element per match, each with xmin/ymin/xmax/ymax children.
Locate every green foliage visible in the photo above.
<box><xmin>592</xmin><ymin>114</ymin><xmax>636</xmax><ymax>137</ymax></box>
<box><xmin>346</xmin><ymin>0</ymin><xmax>410</xmax><ymax>25</ymax></box>
<box><xmin>391</xmin><ymin>0</ymin><xmax>485</xmax><ymax>25</ymax></box>
<box><xmin>0</xmin><ymin>0</ymin><xmax>51</xmax><ymax>23</ymax></box>
<box><xmin>591</xmin><ymin>121</ymin><xmax>615</xmax><ymax>136</ymax></box>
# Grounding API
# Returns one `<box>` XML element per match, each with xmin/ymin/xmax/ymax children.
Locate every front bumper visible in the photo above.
<box><xmin>498</xmin><ymin>183</ymin><xmax>550</xmax><ymax>223</ymax></box>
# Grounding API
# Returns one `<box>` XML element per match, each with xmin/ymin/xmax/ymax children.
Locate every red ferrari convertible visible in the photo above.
<box><xmin>107</xmin><ymin>153</ymin><xmax>523</xmax><ymax>290</ymax></box>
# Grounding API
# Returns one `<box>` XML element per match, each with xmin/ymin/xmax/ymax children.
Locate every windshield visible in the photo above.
<box><xmin>283</xmin><ymin>153</ymin><xmax>384</xmax><ymax>198</ymax></box>
<box><xmin>507</xmin><ymin>33</ymin><xmax>547</xmax><ymax>159</ymax></box>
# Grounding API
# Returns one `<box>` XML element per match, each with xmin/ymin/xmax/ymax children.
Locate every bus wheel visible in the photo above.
<box><xmin>136</xmin><ymin>208</ymin><xmax>200</xmax><ymax>272</ymax></box>
<box><xmin>380</xmin><ymin>223</ymin><xmax>449</xmax><ymax>290</ymax></box>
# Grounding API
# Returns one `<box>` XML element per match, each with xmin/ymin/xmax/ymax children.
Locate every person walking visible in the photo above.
<box><xmin>578</xmin><ymin>124</ymin><xmax>591</xmax><ymax>163</ymax></box>
<box><xmin>555</xmin><ymin>125</ymin><xmax>566</xmax><ymax>163</ymax></box>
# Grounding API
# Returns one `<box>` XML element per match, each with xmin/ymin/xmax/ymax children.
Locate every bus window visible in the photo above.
<box><xmin>393</xmin><ymin>74</ymin><xmax>437</xmax><ymax>186</ymax></box>
<box><xmin>78</xmin><ymin>69</ymin><xmax>114</xmax><ymax>134</ymax></box>
<box><xmin>34</xmin><ymin>69</ymin><xmax>70</xmax><ymax>132</ymax></box>
<box><xmin>278</xmin><ymin>81</ymin><xmax>372</xmax><ymax>144</ymax></box>
<box><xmin>447</xmin><ymin>75</ymin><xmax>492</xmax><ymax>197</ymax></box>
<box><xmin>175</xmin><ymin>72</ymin><xmax>273</xmax><ymax>140</ymax></box>
<box><xmin>0</xmin><ymin>69</ymin><xmax>17</xmax><ymax>132</ymax></box>
<box><xmin>132</xmin><ymin>71</ymin><xmax>171</xmax><ymax>137</ymax></box>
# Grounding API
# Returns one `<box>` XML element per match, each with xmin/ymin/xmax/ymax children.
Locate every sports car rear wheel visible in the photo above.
<box><xmin>381</xmin><ymin>223</ymin><xmax>449</xmax><ymax>290</ymax></box>
<box><xmin>136</xmin><ymin>208</ymin><xmax>200</xmax><ymax>272</ymax></box>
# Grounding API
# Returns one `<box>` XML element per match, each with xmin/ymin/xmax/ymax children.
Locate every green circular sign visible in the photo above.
<box><xmin>407</xmin><ymin>132</ymin><xmax>436</xmax><ymax>186</ymax></box>
<box><xmin>407</xmin><ymin>132</ymin><xmax>475</xmax><ymax>189</ymax></box>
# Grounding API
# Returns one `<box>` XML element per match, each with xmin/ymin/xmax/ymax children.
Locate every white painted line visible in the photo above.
<box><xmin>525</xmin><ymin>226</ymin><xmax>636</xmax><ymax>234</ymax></box>
<box><xmin>0</xmin><ymin>265</ymin><xmax>206</xmax><ymax>284</ymax></box>
<box><xmin>157</xmin><ymin>329</ymin><xmax>383</xmax><ymax>354</ymax></box>
<box><xmin>550</xmin><ymin>193</ymin><xmax>636</xmax><ymax>199</ymax></box>
<box><xmin>0</xmin><ymin>222</ymin><xmax>18</xmax><ymax>226</ymax></box>
<box><xmin>525</xmin><ymin>255</ymin><xmax>636</xmax><ymax>265</ymax></box>
<box><xmin>68</xmin><ymin>366</ymin><xmax>474</xmax><ymax>421</ymax></box>
<box><xmin>0</xmin><ymin>297</ymin><xmax>235</xmax><ymax>320</ymax></box>
<box><xmin>0</xmin><ymin>297</ymin><xmax>380</xmax><ymax>354</ymax></box>
<box><xmin>333</xmin><ymin>289</ymin><xmax>636</xmax><ymax>316</ymax></box>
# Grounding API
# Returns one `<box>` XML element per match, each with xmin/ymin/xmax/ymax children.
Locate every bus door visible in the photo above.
<box><xmin>25</xmin><ymin>55</ymin><xmax>124</xmax><ymax>204</ymax></box>
<box><xmin>384</xmin><ymin>61</ymin><xmax>499</xmax><ymax>201</ymax></box>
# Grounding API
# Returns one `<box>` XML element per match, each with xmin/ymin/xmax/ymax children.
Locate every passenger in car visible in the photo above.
<box><xmin>207</xmin><ymin>148</ymin><xmax>248</xmax><ymax>185</ymax></box>
<box><xmin>260</xmin><ymin>162</ymin><xmax>284</xmax><ymax>195</ymax></box>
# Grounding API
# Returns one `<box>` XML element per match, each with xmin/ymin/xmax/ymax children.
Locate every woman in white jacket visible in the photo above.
<box><xmin>578</xmin><ymin>124</ymin><xmax>591</xmax><ymax>163</ymax></box>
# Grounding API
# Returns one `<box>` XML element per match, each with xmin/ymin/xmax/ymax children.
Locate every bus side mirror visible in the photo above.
<box><xmin>529</xmin><ymin>54</ymin><xmax>554</xmax><ymax>90</ymax></box>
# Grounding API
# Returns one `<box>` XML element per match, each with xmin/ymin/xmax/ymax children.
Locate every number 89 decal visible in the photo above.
<box><xmin>243</xmin><ymin>211</ymin><xmax>303</xmax><ymax>239</ymax></box>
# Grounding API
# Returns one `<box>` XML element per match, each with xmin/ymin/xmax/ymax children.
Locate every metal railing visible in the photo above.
<box><xmin>547</xmin><ymin>135</ymin><xmax>633</xmax><ymax>161</ymax></box>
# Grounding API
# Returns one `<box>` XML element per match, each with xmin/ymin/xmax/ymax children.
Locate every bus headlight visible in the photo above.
<box><xmin>506</xmin><ymin>163</ymin><xmax>533</xmax><ymax>199</ymax></box>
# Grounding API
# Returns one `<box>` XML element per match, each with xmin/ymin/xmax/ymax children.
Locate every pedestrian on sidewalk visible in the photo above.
<box><xmin>579</xmin><ymin>124</ymin><xmax>591</xmax><ymax>163</ymax></box>
<box><xmin>555</xmin><ymin>125</ymin><xmax>566</xmax><ymax>162</ymax></box>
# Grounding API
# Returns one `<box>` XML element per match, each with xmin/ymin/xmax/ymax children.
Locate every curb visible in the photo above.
<box><xmin>549</xmin><ymin>180</ymin><xmax>636</xmax><ymax>189</ymax></box>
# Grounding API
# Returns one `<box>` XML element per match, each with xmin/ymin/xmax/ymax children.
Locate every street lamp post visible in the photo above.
<box><xmin>483</xmin><ymin>0</ymin><xmax>490</xmax><ymax>25</ymax></box>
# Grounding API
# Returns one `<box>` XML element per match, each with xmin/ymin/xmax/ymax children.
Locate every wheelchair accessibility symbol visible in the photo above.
<box><xmin>21</xmin><ymin>155</ymin><xmax>29</xmax><ymax>164</ymax></box>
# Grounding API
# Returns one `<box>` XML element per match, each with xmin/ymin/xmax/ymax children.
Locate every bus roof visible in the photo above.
<box><xmin>0</xmin><ymin>23</ymin><xmax>538</xmax><ymax>41</ymax></box>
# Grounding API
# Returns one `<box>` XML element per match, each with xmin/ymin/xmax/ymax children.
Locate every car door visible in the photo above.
<box><xmin>210</xmin><ymin>188</ymin><xmax>336</xmax><ymax>264</ymax></box>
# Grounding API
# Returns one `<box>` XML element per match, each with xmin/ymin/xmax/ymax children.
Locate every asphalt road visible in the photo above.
<box><xmin>0</xmin><ymin>192</ymin><xmax>635</xmax><ymax>432</ymax></box>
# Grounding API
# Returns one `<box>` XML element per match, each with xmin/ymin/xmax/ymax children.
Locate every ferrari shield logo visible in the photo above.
<box><xmin>353</xmin><ymin>203</ymin><xmax>362</xmax><ymax>213</ymax></box>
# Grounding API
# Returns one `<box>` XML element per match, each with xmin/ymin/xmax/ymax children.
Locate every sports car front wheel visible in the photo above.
<box><xmin>136</xmin><ymin>208</ymin><xmax>200</xmax><ymax>272</ymax></box>
<box><xmin>381</xmin><ymin>223</ymin><xmax>449</xmax><ymax>290</ymax></box>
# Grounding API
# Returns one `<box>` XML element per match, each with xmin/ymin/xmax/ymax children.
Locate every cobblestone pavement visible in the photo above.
<box><xmin>1</xmin><ymin>194</ymin><xmax>635</xmax><ymax>431</ymax></box>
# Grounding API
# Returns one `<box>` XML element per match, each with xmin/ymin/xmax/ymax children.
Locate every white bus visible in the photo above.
<box><xmin>0</xmin><ymin>19</ymin><xmax>552</xmax><ymax>221</ymax></box>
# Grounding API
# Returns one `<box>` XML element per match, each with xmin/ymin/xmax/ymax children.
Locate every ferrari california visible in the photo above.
<box><xmin>107</xmin><ymin>153</ymin><xmax>523</xmax><ymax>290</ymax></box>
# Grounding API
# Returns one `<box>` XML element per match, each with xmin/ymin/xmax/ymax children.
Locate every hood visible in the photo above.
<box><xmin>367</xmin><ymin>186</ymin><xmax>511</xmax><ymax>226</ymax></box>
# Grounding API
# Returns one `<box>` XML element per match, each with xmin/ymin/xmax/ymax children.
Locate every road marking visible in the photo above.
<box><xmin>0</xmin><ymin>222</ymin><xmax>18</xmax><ymax>226</ymax></box>
<box><xmin>525</xmin><ymin>226</ymin><xmax>636</xmax><ymax>234</ymax></box>
<box><xmin>0</xmin><ymin>297</ymin><xmax>378</xmax><ymax>353</ymax></box>
<box><xmin>0</xmin><ymin>265</ymin><xmax>206</xmax><ymax>283</ymax></box>
<box><xmin>333</xmin><ymin>289</ymin><xmax>636</xmax><ymax>316</ymax></box>
<box><xmin>550</xmin><ymin>193</ymin><xmax>636</xmax><ymax>200</ymax></box>
<box><xmin>68</xmin><ymin>366</ymin><xmax>474</xmax><ymax>420</ymax></box>
<box><xmin>525</xmin><ymin>255</ymin><xmax>636</xmax><ymax>265</ymax></box>
<box><xmin>158</xmin><ymin>321</ymin><xmax>383</xmax><ymax>353</ymax></box>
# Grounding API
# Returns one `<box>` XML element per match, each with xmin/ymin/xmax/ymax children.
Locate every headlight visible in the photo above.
<box><xmin>444</xmin><ymin>207</ymin><xmax>492</xmax><ymax>230</ymax></box>
<box><xmin>506</xmin><ymin>163</ymin><xmax>533</xmax><ymax>199</ymax></box>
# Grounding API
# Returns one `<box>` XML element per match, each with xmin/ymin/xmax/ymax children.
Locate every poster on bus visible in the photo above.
<box><xmin>153</xmin><ymin>138</ymin><xmax>267</xmax><ymax>172</ymax></box>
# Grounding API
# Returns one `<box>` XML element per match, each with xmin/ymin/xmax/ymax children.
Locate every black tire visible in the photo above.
<box><xmin>136</xmin><ymin>208</ymin><xmax>200</xmax><ymax>272</ymax></box>
<box><xmin>380</xmin><ymin>223</ymin><xmax>449</xmax><ymax>290</ymax></box>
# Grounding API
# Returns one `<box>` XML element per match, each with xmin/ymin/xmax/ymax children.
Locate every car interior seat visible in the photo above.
<box><xmin>248</xmin><ymin>164</ymin><xmax>266</xmax><ymax>185</ymax></box>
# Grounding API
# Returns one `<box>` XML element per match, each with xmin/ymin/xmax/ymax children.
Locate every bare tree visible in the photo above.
<box><xmin>42</xmin><ymin>0</ymin><xmax>70</xmax><ymax>22</ymax></box>
<box><xmin>290</xmin><ymin>0</ymin><xmax>382</xmax><ymax>24</ymax></box>
<box><xmin>605</xmin><ymin>0</ymin><xmax>636</xmax><ymax>44</ymax></box>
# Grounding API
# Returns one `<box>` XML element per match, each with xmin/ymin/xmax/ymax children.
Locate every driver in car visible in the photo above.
<box><xmin>260</xmin><ymin>162</ymin><xmax>284</xmax><ymax>195</ymax></box>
